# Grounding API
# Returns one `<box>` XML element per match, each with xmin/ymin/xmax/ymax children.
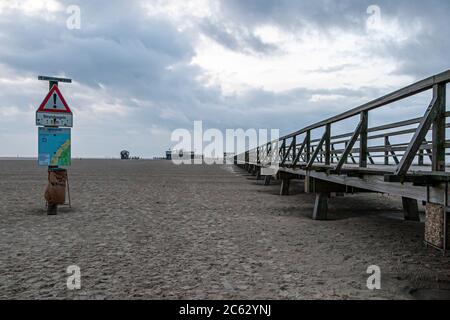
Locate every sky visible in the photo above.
<box><xmin>0</xmin><ymin>0</ymin><xmax>449</xmax><ymax>158</ymax></box>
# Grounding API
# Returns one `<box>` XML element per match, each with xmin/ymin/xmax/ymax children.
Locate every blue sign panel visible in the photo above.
<box><xmin>38</xmin><ymin>127</ymin><xmax>71</xmax><ymax>166</ymax></box>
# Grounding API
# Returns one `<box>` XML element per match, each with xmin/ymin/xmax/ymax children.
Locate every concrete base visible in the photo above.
<box><xmin>312</xmin><ymin>193</ymin><xmax>329</xmax><ymax>220</ymax></box>
<box><xmin>280</xmin><ymin>179</ymin><xmax>290</xmax><ymax>196</ymax></box>
<box><xmin>402</xmin><ymin>197</ymin><xmax>420</xmax><ymax>221</ymax></box>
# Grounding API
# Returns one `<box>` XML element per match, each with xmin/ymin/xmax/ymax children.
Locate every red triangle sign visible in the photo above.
<box><xmin>37</xmin><ymin>84</ymin><xmax>72</xmax><ymax>114</ymax></box>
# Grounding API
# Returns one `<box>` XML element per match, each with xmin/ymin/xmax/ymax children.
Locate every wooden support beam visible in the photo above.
<box><xmin>307</xmin><ymin>131</ymin><xmax>327</xmax><ymax>169</ymax></box>
<box><xmin>313</xmin><ymin>193</ymin><xmax>329</xmax><ymax>220</ymax></box>
<box><xmin>281</xmin><ymin>139</ymin><xmax>294</xmax><ymax>165</ymax></box>
<box><xmin>325</xmin><ymin>123</ymin><xmax>331</xmax><ymax>166</ymax></box>
<box><xmin>402</xmin><ymin>197</ymin><xmax>420</xmax><ymax>221</ymax></box>
<box><xmin>384</xmin><ymin>136</ymin><xmax>389</xmax><ymax>165</ymax></box>
<box><xmin>256</xmin><ymin>168</ymin><xmax>261</xmax><ymax>180</ymax></box>
<box><xmin>368</xmin><ymin>152</ymin><xmax>375</xmax><ymax>165</ymax></box>
<box><xmin>331</xmin><ymin>144</ymin><xmax>339</xmax><ymax>163</ymax></box>
<box><xmin>306</xmin><ymin>131</ymin><xmax>311</xmax><ymax>163</ymax></box>
<box><xmin>395</xmin><ymin>86</ymin><xmax>443</xmax><ymax>176</ymax></box>
<box><xmin>292</xmin><ymin>135</ymin><xmax>308</xmax><ymax>167</ymax></box>
<box><xmin>256</xmin><ymin>146</ymin><xmax>260</xmax><ymax>164</ymax></box>
<box><xmin>335</xmin><ymin>119</ymin><xmax>364</xmax><ymax>173</ymax></box>
<box><xmin>292</xmin><ymin>136</ymin><xmax>296</xmax><ymax>164</ymax></box>
<box><xmin>385</xmin><ymin>137</ymin><xmax>400</xmax><ymax>165</ymax></box>
<box><xmin>280</xmin><ymin>178</ymin><xmax>290</xmax><ymax>196</ymax></box>
<box><xmin>359</xmin><ymin>110</ymin><xmax>368</xmax><ymax>168</ymax></box>
<box><xmin>432</xmin><ymin>83</ymin><xmax>446</xmax><ymax>172</ymax></box>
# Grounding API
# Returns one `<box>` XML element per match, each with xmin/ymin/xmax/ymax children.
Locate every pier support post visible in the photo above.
<box><xmin>264</xmin><ymin>175</ymin><xmax>271</xmax><ymax>185</ymax></box>
<box><xmin>280</xmin><ymin>178</ymin><xmax>290</xmax><ymax>196</ymax></box>
<box><xmin>402</xmin><ymin>197</ymin><xmax>420</xmax><ymax>221</ymax></box>
<box><xmin>313</xmin><ymin>193</ymin><xmax>329</xmax><ymax>220</ymax></box>
<box><xmin>256</xmin><ymin>168</ymin><xmax>261</xmax><ymax>180</ymax></box>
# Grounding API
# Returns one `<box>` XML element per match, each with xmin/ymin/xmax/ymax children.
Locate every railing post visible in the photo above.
<box><xmin>325</xmin><ymin>123</ymin><xmax>331</xmax><ymax>165</ymax></box>
<box><xmin>359</xmin><ymin>111</ymin><xmax>368</xmax><ymax>168</ymax></box>
<box><xmin>384</xmin><ymin>136</ymin><xmax>389</xmax><ymax>165</ymax></box>
<box><xmin>257</xmin><ymin>146</ymin><xmax>260</xmax><ymax>164</ymax></box>
<box><xmin>292</xmin><ymin>136</ymin><xmax>296</xmax><ymax>164</ymax></box>
<box><xmin>306</xmin><ymin>131</ymin><xmax>311</xmax><ymax>163</ymax></box>
<box><xmin>432</xmin><ymin>83</ymin><xmax>446</xmax><ymax>172</ymax></box>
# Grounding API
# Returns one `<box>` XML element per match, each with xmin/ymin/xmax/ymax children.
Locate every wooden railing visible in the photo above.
<box><xmin>237</xmin><ymin>70</ymin><xmax>450</xmax><ymax>179</ymax></box>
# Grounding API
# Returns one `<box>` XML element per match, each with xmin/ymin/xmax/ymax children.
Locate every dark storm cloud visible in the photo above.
<box><xmin>199</xmin><ymin>19</ymin><xmax>278</xmax><ymax>55</ymax></box>
<box><xmin>0</xmin><ymin>0</ymin><xmax>449</xmax><ymax>157</ymax></box>
<box><xmin>219</xmin><ymin>0</ymin><xmax>450</xmax><ymax>78</ymax></box>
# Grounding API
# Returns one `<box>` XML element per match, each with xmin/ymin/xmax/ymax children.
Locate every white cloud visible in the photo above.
<box><xmin>192</xmin><ymin>19</ymin><xmax>421</xmax><ymax>95</ymax></box>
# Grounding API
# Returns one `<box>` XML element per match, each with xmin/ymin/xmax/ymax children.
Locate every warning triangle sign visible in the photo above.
<box><xmin>37</xmin><ymin>84</ymin><xmax>72</xmax><ymax>114</ymax></box>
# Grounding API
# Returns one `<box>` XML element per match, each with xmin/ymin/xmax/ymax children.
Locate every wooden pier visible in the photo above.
<box><xmin>235</xmin><ymin>70</ymin><xmax>450</xmax><ymax>252</ymax></box>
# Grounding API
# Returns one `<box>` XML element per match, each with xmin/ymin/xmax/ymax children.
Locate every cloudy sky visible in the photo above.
<box><xmin>0</xmin><ymin>0</ymin><xmax>449</xmax><ymax>158</ymax></box>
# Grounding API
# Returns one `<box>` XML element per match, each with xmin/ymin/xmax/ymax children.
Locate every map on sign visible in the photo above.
<box><xmin>36</xmin><ymin>84</ymin><xmax>73</xmax><ymax>127</ymax></box>
<box><xmin>38</xmin><ymin>127</ymin><xmax>71</xmax><ymax>166</ymax></box>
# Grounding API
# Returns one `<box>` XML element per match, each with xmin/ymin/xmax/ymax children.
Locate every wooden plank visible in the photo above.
<box><xmin>281</xmin><ymin>167</ymin><xmax>449</xmax><ymax>205</ymax></box>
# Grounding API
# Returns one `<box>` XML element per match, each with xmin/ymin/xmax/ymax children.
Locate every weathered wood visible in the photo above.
<box><xmin>280</xmin><ymin>178</ymin><xmax>290</xmax><ymax>196</ymax></box>
<box><xmin>281</xmin><ymin>166</ymin><xmax>450</xmax><ymax>206</ymax></box>
<box><xmin>385</xmin><ymin>137</ymin><xmax>400</xmax><ymax>165</ymax></box>
<box><xmin>402</xmin><ymin>197</ymin><xmax>420</xmax><ymax>221</ymax></box>
<box><xmin>395</xmin><ymin>86</ymin><xmax>442</xmax><ymax>176</ymax></box>
<box><xmin>336</xmin><ymin>119</ymin><xmax>364</xmax><ymax>173</ymax></box>
<box><xmin>256</xmin><ymin>168</ymin><xmax>261</xmax><ymax>180</ymax></box>
<box><xmin>305</xmin><ymin>131</ymin><xmax>311</xmax><ymax>163</ymax></box>
<box><xmin>282</xmin><ymin>69</ymin><xmax>450</xmax><ymax>140</ymax></box>
<box><xmin>307</xmin><ymin>131</ymin><xmax>327</xmax><ymax>169</ymax></box>
<box><xmin>312</xmin><ymin>193</ymin><xmax>328</xmax><ymax>220</ymax></box>
<box><xmin>292</xmin><ymin>136</ymin><xmax>296</xmax><ymax>164</ymax></box>
<box><xmin>360</xmin><ymin>111</ymin><xmax>368</xmax><ymax>168</ymax></box>
<box><xmin>324</xmin><ymin>124</ymin><xmax>331</xmax><ymax>165</ymax></box>
<box><xmin>292</xmin><ymin>134</ymin><xmax>308</xmax><ymax>167</ymax></box>
<box><xmin>432</xmin><ymin>83</ymin><xmax>446</xmax><ymax>172</ymax></box>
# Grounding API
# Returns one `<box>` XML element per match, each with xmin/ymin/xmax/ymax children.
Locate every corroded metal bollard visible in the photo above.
<box><xmin>45</xmin><ymin>168</ymin><xmax>67</xmax><ymax>215</ymax></box>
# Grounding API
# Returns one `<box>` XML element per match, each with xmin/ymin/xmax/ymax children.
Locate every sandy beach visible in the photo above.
<box><xmin>0</xmin><ymin>159</ymin><xmax>449</xmax><ymax>299</ymax></box>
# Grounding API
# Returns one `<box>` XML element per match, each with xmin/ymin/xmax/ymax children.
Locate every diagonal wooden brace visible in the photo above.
<box><xmin>395</xmin><ymin>85</ymin><xmax>443</xmax><ymax>176</ymax></box>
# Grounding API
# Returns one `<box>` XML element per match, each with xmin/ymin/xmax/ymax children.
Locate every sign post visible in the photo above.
<box><xmin>36</xmin><ymin>76</ymin><xmax>73</xmax><ymax>215</ymax></box>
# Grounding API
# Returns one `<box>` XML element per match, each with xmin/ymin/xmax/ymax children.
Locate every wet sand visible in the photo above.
<box><xmin>0</xmin><ymin>159</ymin><xmax>449</xmax><ymax>299</ymax></box>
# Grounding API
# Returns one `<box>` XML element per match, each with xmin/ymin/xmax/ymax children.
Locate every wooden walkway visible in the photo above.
<box><xmin>235</xmin><ymin>70</ymin><xmax>450</xmax><ymax>252</ymax></box>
